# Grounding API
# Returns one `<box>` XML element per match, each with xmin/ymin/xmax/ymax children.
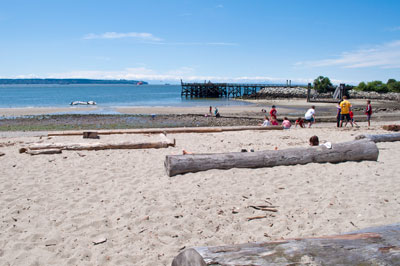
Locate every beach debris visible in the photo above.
<box><xmin>83</xmin><ymin>131</ymin><xmax>99</xmax><ymax>139</ymax></box>
<box><xmin>47</xmin><ymin>126</ymin><xmax>283</xmax><ymax>137</ymax></box>
<box><xmin>19</xmin><ymin>147</ymin><xmax>62</xmax><ymax>155</ymax></box>
<box><xmin>23</xmin><ymin>135</ymin><xmax>176</xmax><ymax>152</ymax></box>
<box><xmin>249</xmin><ymin>205</ymin><xmax>278</xmax><ymax>212</ymax></box>
<box><xmin>172</xmin><ymin>223</ymin><xmax>400</xmax><ymax>266</ymax></box>
<box><xmin>232</xmin><ymin>207</ymin><xmax>239</xmax><ymax>214</ymax></box>
<box><xmin>382</xmin><ymin>125</ymin><xmax>400</xmax><ymax>131</ymax></box>
<box><xmin>93</xmin><ymin>237</ymin><xmax>107</xmax><ymax>245</ymax></box>
<box><xmin>165</xmin><ymin>139</ymin><xmax>379</xmax><ymax>176</ymax></box>
<box><xmin>0</xmin><ymin>152</ymin><xmax>5</xmax><ymax>157</ymax></box>
<box><xmin>355</xmin><ymin>132</ymin><xmax>400</xmax><ymax>142</ymax></box>
<box><xmin>247</xmin><ymin>215</ymin><xmax>267</xmax><ymax>221</ymax></box>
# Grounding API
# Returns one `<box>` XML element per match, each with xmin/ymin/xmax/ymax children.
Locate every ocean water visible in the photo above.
<box><xmin>0</xmin><ymin>84</ymin><xmax>251</xmax><ymax>109</ymax></box>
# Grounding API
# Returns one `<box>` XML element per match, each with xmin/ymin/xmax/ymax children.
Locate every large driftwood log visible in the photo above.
<box><xmin>27</xmin><ymin>134</ymin><xmax>175</xmax><ymax>151</ymax></box>
<box><xmin>355</xmin><ymin>132</ymin><xmax>400</xmax><ymax>142</ymax></box>
<box><xmin>165</xmin><ymin>139</ymin><xmax>378</xmax><ymax>176</ymax></box>
<box><xmin>172</xmin><ymin>223</ymin><xmax>400</xmax><ymax>266</ymax></box>
<box><xmin>28</xmin><ymin>140</ymin><xmax>175</xmax><ymax>151</ymax></box>
<box><xmin>47</xmin><ymin>126</ymin><xmax>283</xmax><ymax>136</ymax></box>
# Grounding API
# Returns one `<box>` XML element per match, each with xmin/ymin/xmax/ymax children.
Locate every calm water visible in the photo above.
<box><xmin>0</xmin><ymin>84</ymin><xmax>251</xmax><ymax>109</ymax></box>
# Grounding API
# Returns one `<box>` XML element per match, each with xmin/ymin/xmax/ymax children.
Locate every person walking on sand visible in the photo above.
<box><xmin>340</xmin><ymin>96</ymin><xmax>353</xmax><ymax>127</ymax></box>
<box><xmin>365</xmin><ymin>100</ymin><xmax>372</xmax><ymax>127</ymax></box>
<box><xmin>209</xmin><ymin>106</ymin><xmax>212</xmax><ymax>114</ymax></box>
<box><xmin>304</xmin><ymin>106</ymin><xmax>316</xmax><ymax>128</ymax></box>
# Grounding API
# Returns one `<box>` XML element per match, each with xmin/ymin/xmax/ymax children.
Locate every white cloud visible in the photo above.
<box><xmin>42</xmin><ymin>67</ymin><xmax>318</xmax><ymax>84</ymax></box>
<box><xmin>83</xmin><ymin>32</ymin><xmax>162</xmax><ymax>41</ymax></box>
<box><xmin>216</xmin><ymin>4</ymin><xmax>224</xmax><ymax>8</ymax></box>
<box><xmin>296</xmin><ymin>40</ymin><xmax>400</xmax><ymax>69</ymax></box>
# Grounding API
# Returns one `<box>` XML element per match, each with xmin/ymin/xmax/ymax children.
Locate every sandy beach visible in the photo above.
<box><xmin>1</xmin><ymin>118</ymin><xmax>400</xmax><ymax>265</ymax></box>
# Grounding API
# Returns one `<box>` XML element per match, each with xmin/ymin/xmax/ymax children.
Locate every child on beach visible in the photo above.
<box><xmin>348</xmin><ymin>110</ymin><xmax>358</xmax><ymax>126</ymax></box>
<box><xmin>282</xmin><ymin>117</ymin><xmax>291</xmax><ymax>129</ymax></box>
<box><xmin>259</xmin><ymin>116</ymin><xmax>271</xmax><ymax>126</ymax></box>
<box><xmin>269</xmin><ymin>105</ymin><xmax>277</xmax><ymax>120</ymax></box>
<box><xmin>304</xmin><ymin>106</ymin><xmax>316</xmax><ymax>128</ymax></box>
<box><xmin>365</xmin><ymin>100</ymin><xmax>372</xmax><ymax>127</ymax></box>
<box><xmin>295</xmin><ymin>117</ymin><xmax>305</xmax><ymax>128</ymax></box>
<box><xmin>270</xmin><ymin>117</ymin><xmax>279</xmax><ymax>126</ymax></box>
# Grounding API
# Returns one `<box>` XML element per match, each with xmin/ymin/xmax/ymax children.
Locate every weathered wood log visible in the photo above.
<box><xmin>47</xmin><ymin>126</ymin><xmax>283</xmax><ymax>136</ymax></box>
<box><xmin>27</xmin><ymin>134</ymin><xmax>175</xmax><ymax>151</ymax></box>
<box><xmin>22</xmin><ymin>149</ymin><xmax>63</xmax><ymax>155</ymax></box>
<box><xmin>83</xmin><ymin>131</ymin><xmax>99</xmax><ymax>139</ymax></box>
<box><xmin>0</xmin><ymin>151</ymin><xmax>5</xmax><ymax>156</ymax></box>
<box><xmin>355</xmin><ymin>132</ymin><xmax>400</xmax><ymax>142</ymax></box>
<box><xmin>382</xmin><ymin>125</ymin><xmax>400</xmax><ymax>131</ymax></box>
<box><xmin>27</xmin><ymin>141</ymin><xmax>175</xmax><ymax>151</ymax></box>
<box><xmin>172</xmin><ymin>223</ymin><xmax>400</xmax><ymax>266</ymax></box>
<box><xmin>165</xmin><ymin>139</ymin><xmax>378</xmax><ymax>176</ymax></box>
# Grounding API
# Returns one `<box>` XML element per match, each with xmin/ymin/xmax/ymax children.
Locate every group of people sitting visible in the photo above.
<box><xmin>260</xmin><ymin>105</ymin><xmax>310</xmax><ymax>129</ymax></box>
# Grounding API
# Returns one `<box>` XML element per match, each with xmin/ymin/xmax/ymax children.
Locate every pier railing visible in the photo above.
<box><xmin>180</xmin><ymin>80</ymin><xmax>308</xmax><ymax>98</ymax></box>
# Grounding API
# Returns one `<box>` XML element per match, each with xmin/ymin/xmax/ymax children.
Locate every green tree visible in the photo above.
<box><xmin>387</xmin><ymin>79</ymin><xmax>400</xmax><ymax>92</ymax></box>
<box><xmin>313</xmin><ymin>76</ymin><xmax>332</xmax><ymax>93</ymax></box>
<box><xmin>366</xmin><ymin>80</ymin><xmax>388</xmax><ymax>93</ymax></box>
<box><xmin>355</xmin><ymin>81</ymin><xmax>367</xmax><ymax>91</ymax></box>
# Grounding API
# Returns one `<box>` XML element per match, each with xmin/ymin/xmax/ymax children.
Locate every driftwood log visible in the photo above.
<box><xmin>165</xmin><ymin>139</ymin><xmax>378</xmax><ymax>176</ymax></box>
<box><xmin>355</xmin><ymin>132</ymin><xmax>400</xmax><ymax>143</ymax></box>
<box><xmin>0</xmin><ymin>151</ymin><xmax>5</xmax><ymax>156</ymax></box>
<box><xmin>171</xmin><ymin>223</ymin><xmax>400</xmax><ymax>266</ymax></box>
<box><xmin>19</xmin><ymin>148</ymin><xmax>62</xmax><ymax>155</ymax></box>
<box><xmin>26</xmin><ymin>134</ymin><xmax>176</xmax><ymax>151</ymax></box>
<box><xmin>47</xmin><ymin>126</ymin><xmax>283</xmax><ymax>136</ymax></box>
<box><xmin>27</xmin><ymin>140</ymin><xmax>175</xmax><ymax>151</ymax></box>
<box><xmin>382</xmin><ymin>124</ymin><xmax>400</xmax><ymax>131</ymax></box>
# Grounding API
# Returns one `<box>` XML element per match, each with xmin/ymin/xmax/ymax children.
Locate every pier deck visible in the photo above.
<box><xmin>180</xmin><ymin>80</ymin><xmax>304</xmax><ymax>98</ymax></box>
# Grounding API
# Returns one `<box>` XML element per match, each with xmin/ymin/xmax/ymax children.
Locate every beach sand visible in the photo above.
<box><xmin>1</xmin><ymin>120</ymin><xmax>400</xmax><ymax>265</ymax></box>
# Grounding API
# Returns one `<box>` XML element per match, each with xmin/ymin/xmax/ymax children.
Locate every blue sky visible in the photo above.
<box><xmin>0</xmin><ymin>0</ymin><xmax>399</xmax><ymax>84</ymax></box>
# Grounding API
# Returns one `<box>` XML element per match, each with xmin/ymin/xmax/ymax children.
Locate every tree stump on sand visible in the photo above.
<box><xmin>172</xmin><ymin>223</ymin><xmax>400</xmax><ymax>266</ymax></box>
<box><xmin>83</xmin><ymin>131</ymin><xmax>99</xmax><ymax>139</ymax></box>
<box><xmin>165</xmin><ymin>139</ymin><xmax>378</xmax><ymax>177</ymax></box>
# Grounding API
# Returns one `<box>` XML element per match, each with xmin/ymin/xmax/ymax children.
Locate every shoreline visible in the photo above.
<box><xmin>1</xmin><ymin>98</ymin><xmax>399</xmax><ymax>117</ymax></box>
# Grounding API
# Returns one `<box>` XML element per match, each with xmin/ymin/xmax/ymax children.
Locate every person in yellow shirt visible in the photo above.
<box><xmin>340</xmin><ymin>96</ymin><xmax>353</xmax><ymax>127</ymax></box>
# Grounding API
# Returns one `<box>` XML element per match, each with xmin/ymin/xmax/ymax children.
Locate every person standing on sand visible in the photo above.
<box><xmin>336</xmin><ymin>101</ymin><xmax>342</xmax><ymax>127</ymax></box>
<box><xmin>304</xmin><ymin>106</ymin><xmax>316</xmax><ymax>128</ymax></box>
<box><xmin>209</xmin><ymin>106</ymin><xmax>212</xmax><ymax>114</ymax></box>
<box><xmin>270</xmin><ymin>105</ymin><xmax>277</xmax><ymax>120</ymax></box>
<box><xmin>340</xmin><ymin>96</ymin><xmax>353</xmax><ymax>127</ymax></box>
<box><xmin>365</xmin><ymin>100</ymin><xmax>372</xmax><ymax>127</ymax></box>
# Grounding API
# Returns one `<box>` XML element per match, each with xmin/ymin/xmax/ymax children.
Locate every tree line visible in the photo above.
<box><xmin>313</xmin><ymin>76</ymin><xmax>400</xmax><ymax>93</ymax></box>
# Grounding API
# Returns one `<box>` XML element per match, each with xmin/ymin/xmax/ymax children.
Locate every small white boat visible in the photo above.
<box><xmin>70</xmin><ymin>101</ymin><xmax>97</xmax><ymax>105</ymax></box>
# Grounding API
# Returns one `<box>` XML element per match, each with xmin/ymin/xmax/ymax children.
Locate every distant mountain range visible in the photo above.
<box><xmin>0</xmin><ymin>79</ymin><xmax>148</xmax><ymax>85</ymax></box>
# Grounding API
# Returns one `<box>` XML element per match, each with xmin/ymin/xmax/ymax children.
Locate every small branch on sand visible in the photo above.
<box><xmin>247</xmin><ymin>216</ymin><xmax>267</xmax><ymax>221</ymax></box>
<box><xmin>249</xmin><ymin>205</ymin><xmax>278</xmax><ymax>212</ymax></box>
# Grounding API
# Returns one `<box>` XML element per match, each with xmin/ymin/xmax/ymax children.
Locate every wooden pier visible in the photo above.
<box><xmin>180</xmin><ymin>80</ymin><xmax>302</xmax><ymax>98</ymax></box>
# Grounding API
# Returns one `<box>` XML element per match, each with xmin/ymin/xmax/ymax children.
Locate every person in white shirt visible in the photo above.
<box><xmin>304</xmin><ymin>106</ymin><xmax>316</xmax><ymax>128</ymax></box>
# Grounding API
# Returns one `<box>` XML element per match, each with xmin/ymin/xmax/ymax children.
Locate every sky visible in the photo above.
<box><xmin>0</xmin><ymin>0</ymin><xmax>399</xmax><ymax>85</ymax></box>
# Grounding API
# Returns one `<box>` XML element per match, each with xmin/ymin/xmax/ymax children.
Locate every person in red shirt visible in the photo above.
<box><xmin>295</xmin><ymin>117</ymin><xmax>305</xmax><ymax>128</ymax></box>
<box><xmin>269</xmin><ymin>105</ymin><xmax>277</xmax><ymax>120</ymax></box>
<box><xmin>270</xmin><ymin>117</ymin><xmax>279</xmax><ymax>126</ymax></box>
<box><xmin>347</xmin><ymin>110</ymin><xmax>358</xmax><ymax>127</ymax></box>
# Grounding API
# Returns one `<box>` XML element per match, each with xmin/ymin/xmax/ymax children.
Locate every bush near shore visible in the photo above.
<box><xmin>253</xmin><ymin>87</ymin><xmax>400</xmax><ymax>101</ymax></box>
